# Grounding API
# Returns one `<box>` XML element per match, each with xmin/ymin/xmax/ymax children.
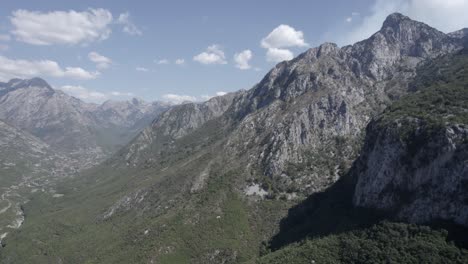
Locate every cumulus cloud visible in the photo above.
<box><xmin>200</xmin><ymin>91</ymin><xmax>228</xmax><ymax>101</ymax></box>
<box><xmin>117</xmin><ymin>12</ymin><xmax>142</xmax><ymax>36</ymax></box>
<box><xmin>261</xmin><ymin>24</ymin><xmax>307</xmax><ymax>63</ymax></box>
<box><xmin>163</xmin><ymin>91</ymin><xmax>227</xmax><ymax>104</ymax></box>
<box><xmin>136</xmin><ymin>67</ymin><xmax>149</xmax><ymax>72</ymax></box>
<box><xmin>10</xmin><ymin>9</ymin><xmax>113</xmax><ymax>45</ymax></box>
<box><xmin>342</xmin><ymin>0</ymin><xmax>468</xmax><ymax>45</ymax></box>
<box><xmin>261</xmin><ymin>24</ymin><xmax>308</xmax><ymax>49</ymax></box>
<box><xmin>156</xmin><ymin>59</ymin><xmax>169</xmax><ymax>64</ymax></box>
<box><xmin>162</xmin><ymin>93</ymin><xmax>197</xmax><ymax>104</ymax></box>
<box><xmin>0</xmin><ymin>55</ymin><xmax>99</xmax><ymax>81</ymax></box>
<box><xmin>88</xmin><ymin>51</ymin><xmax>112</xmax><ymax>69</ymax></box>
<box><xmin>59</xmin><ymin>85</ymin><xmax>107</xmax><ymax>102</ymax></box>
<box><xmin>265</xmin><ymin>48</ymin><xmax>294</xmax><ymax>62</ymax></box>
<box><xmin>233</xmin><ymin>49</ymin><xmax>253</xmax><ymax>70</ymax></box>
<box><xmin>193</xmin><ymin>44</ymin><xmax>227</xmax><ymax>65</ymax></box>
<box><xmin>63</xmin><ymin>67</ymin><xmax>99</xmax><ymax>79</ymax></box>
<box><xmin>175</xmin><ymin>58</ymin><xmax>185</xmax><ymax>65</ymax></box>
<box><xmin>59</xmin><ymin>85</ymin><xmax>135</xmax><ymax>103</ymax></box>
<box><xmin>110</xmin><ymin>91</ymin><xmax>134</xmax><ymax>97</ymax></box>
<box><xmin>346</xmin><ymin>12</ymin><xmax>360</xmax><ymax>23</ymax></box>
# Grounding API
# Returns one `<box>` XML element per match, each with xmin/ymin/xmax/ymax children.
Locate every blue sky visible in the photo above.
<box><xmin>0</xmin><ymin>0</ymin><xmax>467</xmax><ymax>103</ymax></box>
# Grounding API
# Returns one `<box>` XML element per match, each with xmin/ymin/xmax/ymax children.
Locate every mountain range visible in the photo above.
<box><xmin>0</xmin><ymin>78</ymin><xmax>170</xmax><ymax>168</ymax></box>
<box><xmin>0</xmin><ymin>13</ymin><xmax>467</xmax><ymax>264</ymax></box>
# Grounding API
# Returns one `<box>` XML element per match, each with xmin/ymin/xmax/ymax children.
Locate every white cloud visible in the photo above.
<box><xmin>201</xmin><ymin>91</ymin><xmax>228</xmax><ymax>101</ymax></box>
<box><xmin>10</xmin><ymin>9</ymin><xmax>113</xmax><ymax>45</ymax></box>
<box><xmin>59</xmin><ymin>85</ymin><xmax>135</xmax><ymax>103</ymax></box>
<box><xmin>0</xmin><ymin>55</ymin><xmax>99</xmax><ymax>81</ymax></box>
<box><xmin>162</xmin><ymin>93</ymin><xmax>197</xmax><ymax>104</ymax></box>
<box><xmin>156</xmin><ymin>59</ymin><xmax>169</xmax><ymax>64</ymax></box>
<box><xmin>346</xmin><ymin>12</ymin><xmax>361</xmax><ymax>23</ymax></box>
<box><xmin>110</xmin><ymin>91</ymin><xmax>134</xmax><ymax>97</ymax></box>
<box><xmin>88</xmin><ymin>51</ymin><xmax>112</xmax><ymax>69</ymax></box>
<box><xmin>233</xmin><ymin>49</ymin><xmax>253</xmax><ymax>70</ymax></box>
<box><xmin>193</xmin><ymin>44</ymin><xmax>227</xmax><ymax>65</ymax></box>
<box><xmin>59</xmin><ymin>85</ymin><xmax>107</xmax><ymax>102</ymax></box>
<box><xmin>266</xmin><ymin>48</ymin><xmax>294</xmax><ymax>62</ymax></box>
<box><xmin>63</xmin><ymin>67</ymin><xmax>99</xmax><ymax>79</ymax></box>
<box><xmin>117</xmin><ymin>12</ymin><xmax>142</xmax><ymax>36</ymax></box>
<box><xmin>175</xmin><ymin>58</ymin><xmax>185</xmax><ymax>65</ymax></box>
<box><xmin>163</xmin><ymin>91</ymin><xmax>227</xmax><ymax>104</ymax></box>
<box><xmin>136</xmin><ymin>67</ymin><xmax>149</xmax><ymax>72</ymax></box>
<box><xmin>342</xmin><ymin>0</ymin><xmax>468</xmax><ymax>45</ymax></box>
<box><xmin>261</xmin><ymin>24</ymin><xmax>308</xmax><ymax>49</ymax></box>
<box><xmin>261</xmin><ymin>24</ymin><xmax>307</xmax><ymax>63</ymax></box>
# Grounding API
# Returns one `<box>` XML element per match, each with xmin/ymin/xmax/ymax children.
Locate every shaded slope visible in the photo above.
<box><xmin>258</xmin><ymin>48</ymin><xmax>468</xmax><ymax>264</ymax></box>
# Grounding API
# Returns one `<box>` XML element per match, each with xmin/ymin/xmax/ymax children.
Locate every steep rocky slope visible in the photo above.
<box><xmin>2</xmin><ymin>13</ymin><xmax>468</xmax><ymax>264</ymax></box>
<box><xmin>0</xmin><ymin>119</ymin><xmax>70</xmax><ymax>183</ymax></box>
<box><xmin>0</xmin><ymin>78</ymin><xmax>170</xmax><ymax>167</ymax></box>
<box><xmin>353</xmin><ymin>49</ymin><xmax>468</xmax><ymax>226</ymax></box>
<box><xmin>124</xmin><ymin>13</ymin><xmax>466</xmax><ymax>195</ymax></box>
<box><xmin>255</xmin><ymin>48</ymin><xmax>468</xmax><ymax>264</ymax></box>
<box><xmin>0</xmin><ymin>120</ymin><xmax>72</xmax><ymax>245</ymax></box>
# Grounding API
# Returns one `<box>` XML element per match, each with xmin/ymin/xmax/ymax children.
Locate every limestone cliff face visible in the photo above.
<box><xmin>353</xmin><ymin>119</ymin><xmax>468</xmax><ymax>226</ymax></box>
<box><xmin>226</xmin><ymin>13</ymin><xmax>463</xmax><ymax>185</ymax></box>
<box><xmin>352</xmin><ymin>48</ymin><xmax>468</xmax><ymax>226</ymax></box>
<box><xmin>121</xmin><ymin>13</ymin><xmax>467</xmax><ymax>195</ymax></box>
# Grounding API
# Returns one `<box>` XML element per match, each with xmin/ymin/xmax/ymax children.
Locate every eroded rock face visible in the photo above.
<box><xmin>225</xmin><ymin>14</ymin><xmax>464</xmax><ymax>192</ymax></box>
<box><xmin>353</xmin><ymin>119</ymin><xmax>468</xmax><ymax>226</ymax></box>
<box><xmin>121</xmin><ymin>13</ymin><xmax>467</xmax><ymax>195</ymax></box>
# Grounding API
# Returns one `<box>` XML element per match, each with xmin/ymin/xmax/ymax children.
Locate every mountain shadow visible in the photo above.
<box><xmin>267</xmin><ymin>167</ymin><xmax>384</xmax><ymax>251</ymax></box>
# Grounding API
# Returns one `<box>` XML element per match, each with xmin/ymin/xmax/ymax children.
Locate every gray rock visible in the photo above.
<box><xmin>353</xmin><ymin>119</ymin><xmax>468</xmax><ymax>226</ymax></box>
<box><xmin>121</xmin><ymin>13</ymin><xmax>467</xmax><ymax>195</ymax></box>
<box><xmin>0</xmin><ymin>77</ymin><xmax>170</xmax><ymax>169</ymax></box>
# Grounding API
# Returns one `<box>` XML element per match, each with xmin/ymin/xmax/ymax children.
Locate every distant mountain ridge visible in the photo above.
<box><xmin>0</xmin><ymin>77</ymin><xmax>170</xmax><ymax>168</ymax></box>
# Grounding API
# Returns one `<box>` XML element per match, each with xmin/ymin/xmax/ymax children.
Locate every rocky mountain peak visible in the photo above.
<box><xmin>122</xmin><ymin>13</ymin><xmax>468</xmax><ymax>195</ymax></box>
<box><xmin>317</xmin><ymin>42</ymin><xmax>339</xmax><ymax>57</ymax></box>
<box><xmin>0</xmin><ymin>77</ymin><xmax>172</xmax><ymax>169</ymax></box>
<box><xmin>376</xmin><ymin>13</ymin><xmax>451</xmax><ymax>55</ymax></box>
<box><xmin>9</xmin><ymin>77</ymin><xmax>52</xmax><ymax>90</ymax></box>
<box><xmin>5</xmin><ymin>78</ymin><xmax>22</xmax><ymax>86</ymax></box>
<box><xmin>449</xmin><ymin>28</ymin><xmax>468</xmax><ymax>41</ymax></box>
<box><xmin>0</xmin><ymin>77</ymin><xmax>55</xmax><ymax>98</ymax></box>
<box><xmin>131</xmin><ymin>97</ymin><xmax>144</xmax><ymax>105</ymax></box>
<box><xmin>381</xmin><ymin>12</ymin><xmax>411</xmax><ymax>29</ymax></box>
